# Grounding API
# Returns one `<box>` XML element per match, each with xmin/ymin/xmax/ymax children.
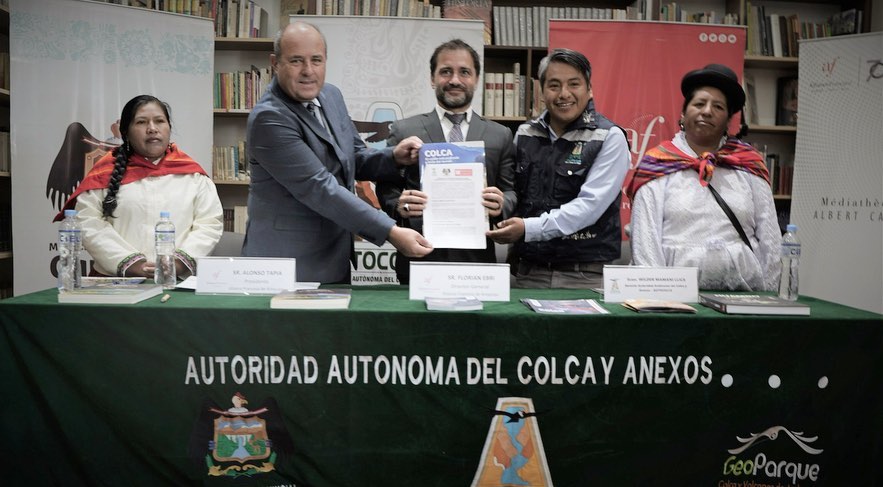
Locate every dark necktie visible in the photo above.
<box><xmin>305</xmin><ymin>102</ymin><xmax>325</xmax><ymax>130</ymax></box>
<box><xmin>445</xmin><ymin>112</ymin><xmax>466</xmax><ymax>142</ymax></box>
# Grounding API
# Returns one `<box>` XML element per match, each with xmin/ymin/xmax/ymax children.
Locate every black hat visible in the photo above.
<box><xmin>680</xmin><ymin>63</ymin><xmax>745</xmax><ymax>114</ymax></box>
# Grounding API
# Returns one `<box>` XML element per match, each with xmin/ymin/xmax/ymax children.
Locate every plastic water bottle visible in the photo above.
<box><xmin>57</xmin><ymin>209</ymin><xmax>82</xmax><ymax>292</ymax></box>
<box><xmin>154</xmin><ymin>211</ymin><xmax>176</xmax><ymax>289</ymax></box>
<box><xmin>778</xmin><ymin>224</ymin><xmax>800</xmax><ymax>301</ymax></box>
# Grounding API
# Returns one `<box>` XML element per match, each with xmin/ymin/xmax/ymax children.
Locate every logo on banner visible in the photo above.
<box><xmin>720</xmin><ymin>425</ymin><xmax>824</xmax><ymax>485</ymax></box>
<box><xmin>188</xmin><ymin>392</ymin><xmax>294</xmax><ymax>479</ymax></box>
<box><xmin>866</xmin><ymin>59</ymin><xmax>883</xmax><ymax>82</ymax></box>
<box><xmin>822</xmin><ymin>57</ymin><xmax>839</xmax><ymax>77</ymax></box>
<box><xmin>471</xmin><ymin>397</ymin><xmax>553</xmax><ymax>487</ymax></box>
<box><xmin>46</xmin><ymin>122</ymin><xmax>121</xmax><ymax>211</ymax></box>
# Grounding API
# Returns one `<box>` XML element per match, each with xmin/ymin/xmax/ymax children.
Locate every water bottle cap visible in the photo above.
<box><xmin>160</xmin><ymin>211</ymin><xmax>170</xmax><ymax>218</ymax></box>
<box><xmin>786</xmin><ymin>224</ymin><xmax>797</xmax><ymax>232</ymax></box>
<box><xmin>64</xmin><ymin>209</ymin><xmax>77</xmax><ymax>217</ymax></box>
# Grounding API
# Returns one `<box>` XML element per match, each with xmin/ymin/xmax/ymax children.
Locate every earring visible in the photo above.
<box><xmin>125</xmin><ymin>141</ymin><xmax>130</xmax><ymax>153</ymax></box>
<box><xmin>678</xmin><ymin>120</ymin><xmax>685</xmax><ymax>131</ymax></box>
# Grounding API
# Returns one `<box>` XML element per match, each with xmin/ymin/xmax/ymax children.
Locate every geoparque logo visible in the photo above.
<box><xmin>721</xmin><ymin>425</ymin><xmax>823</xmax><ymax>485</ymax></box>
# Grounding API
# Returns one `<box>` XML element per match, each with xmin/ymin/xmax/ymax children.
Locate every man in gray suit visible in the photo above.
<box><xmin>376</xmin><ymin>39</ymin><xmax>516</xmax><ymax>284</ymax></box>
<box><xmin>243</xmin><ymin>22</ymin><xmax>432</xmax><ymax>283</ymax></box>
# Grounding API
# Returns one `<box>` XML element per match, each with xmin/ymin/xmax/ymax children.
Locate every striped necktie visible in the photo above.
<box><xmin>445</xmin><ymin>112</ymin><xmax>466</xmax><ymax>142</ymax></box>
<box><xmin>305</xmin><ymin>102</ymin><xmax>325</xmax><ymax>130</ymax></box>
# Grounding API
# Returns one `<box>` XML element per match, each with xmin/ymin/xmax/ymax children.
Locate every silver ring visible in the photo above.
<box><xmin>404</xmin><ymin>203</ymin><xmax>410</xmax><ymax>212</ymax></box>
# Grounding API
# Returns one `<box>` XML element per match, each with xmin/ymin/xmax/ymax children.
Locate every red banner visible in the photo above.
<box><xmin>549</xmin><ymin>21</ymin><xmax>746</xmax><ymax>237</ymax></box>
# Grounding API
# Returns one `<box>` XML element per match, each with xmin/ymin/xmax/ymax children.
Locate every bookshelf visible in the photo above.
<box><xmin>204</xmin><ymin>0</ymin><xmax>874</xmax><ymax>231</ymax></box>
<box><xmin>480</xmin><ymin>0</ymin><xmax>874</xmax><ymax>231</ymax></box>
<box><xmin>211</xmin><ymin>0</ymin><xmax>280</xmax><ymax>232</ymax></box>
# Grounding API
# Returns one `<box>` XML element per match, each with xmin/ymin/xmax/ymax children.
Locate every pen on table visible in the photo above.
<box><xmin>161</xmin><ymin>294</ymin><xmax>171</xmax><ymax>303</ymax></box>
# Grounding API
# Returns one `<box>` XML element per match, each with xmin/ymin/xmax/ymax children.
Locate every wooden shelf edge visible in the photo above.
<box><xmin>0</xmin><ymin>251</ymin><xmax>12</xmax><ymax>260</ymax></box>
<box><xmin>213</xmin><ymin>179</ymin><xmax>250</xmax><ymax>186</ymax></box>
<box><xmin>488</xmin><ymin>116</ymin><xmax>528</xmax><ymax>123</ymax></box>
<box><xmin>0</xmin><ymin>171</ymin><xmax>10</xmax><ymax>178</ymax></box>
<box><xmin>744</xmin><ymin>54</ymin><xmax>798</xmax><ymax>69</ymax></box>
<box><xmin>214</xmin><ymin>109</ymin><xmax>251</xmax><ymax>116</ymax></box>
<box><xmin>215</xmin><ymin>37</ymin><xmax>274</xmax><ymax>51</ymax></box>
<box><xmin>773</xmin><ymin>195</ymin><xmax>792</xmax><ymax>201</ymax></box>
<box><xmin>748</xmin><ymin>124</ymin><xmax>797</xmax><ymax>134</ymax></box>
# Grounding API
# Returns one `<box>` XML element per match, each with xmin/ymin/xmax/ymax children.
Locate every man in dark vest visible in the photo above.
<box><xmin>487</xmin><ymin>48</ymin><xmax>630</xmax><ymax>288</ymax></box>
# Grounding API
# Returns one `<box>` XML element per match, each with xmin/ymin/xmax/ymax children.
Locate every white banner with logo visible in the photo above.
<box><xmin>10</xmin><ymin>0</ymin><xmax>213</xmax><ymax>295</ymax></box>
<box><xmin>293</xmin><ymin>15</ymin><xmax>485</xmax><ymax>132</ymax></box>
<box><xmin>792</xmin><ymin>33</ymin><xmax>882</xmax><ymax>313</ymax></box>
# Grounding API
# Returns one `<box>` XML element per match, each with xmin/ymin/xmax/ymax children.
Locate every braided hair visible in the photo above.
<box><xmin>101</xmin><ymin>95</ymin><xmax>172</xmax><ymax>218</ymax></box>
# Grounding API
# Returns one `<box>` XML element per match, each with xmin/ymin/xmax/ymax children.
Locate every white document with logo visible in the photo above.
<box><xmin>419</xmin><ymin>141</ymin><xmax>487</xmax><ymax>249</ymax></box>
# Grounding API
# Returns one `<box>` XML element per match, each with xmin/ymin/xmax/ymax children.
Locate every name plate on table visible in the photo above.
<box><xmin>196</xmin><ymin>257</ymin><xmax>296</xmax><ymax>295</ymax></box>
<box><xmin>409</xmin><ymin>262</ymin><xmax>510</xmax><ymax>301</ymax></box>
<box><xmin>602</xmin><ymin>265</ymin><xmax>698</xmax><ymax>303</ymax></box>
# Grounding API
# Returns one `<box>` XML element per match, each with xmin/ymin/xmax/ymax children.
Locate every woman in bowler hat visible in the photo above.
<box><xmin>626</xmin><ymin>64</ymin><xmax>781</xmax><ymax>291</ymax></box>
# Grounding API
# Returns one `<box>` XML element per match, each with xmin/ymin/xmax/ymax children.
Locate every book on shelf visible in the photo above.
<box><xmin>764</xmin><ymin>152</ymin><xmax>779</xmax><ymax>194</ymax></box>
<box><xmin>699</xmin><ymin>293</ymin><xmax>810</xmax><ymax>316</ymax></box>
<box><xmin>425</xmin><ymin>296</ymin><xmax>483</xmax><ymax>311</ymax></box>
<box><xmin>621</xmin><ymin>299</ymin><xmax>697</xmax><ymax>314</ymax></box>
<box><xmin>0</xmin><ymin>131</ymin><xmax>9</xmax><ymax>173</ymax></box>
<box><xmin>270</xmin><ymin>288</ymin><xmax>352</xmax><ymax>309</ymax></box>
<box><xmin>831</xmin><ymin>8</ymin><xmax>862</xmax><ymax>36</ymax></box>
<box><xmin>443</xmin><ymin>0</ymin><xmax>492</xmax><ymax>45</ymax></box>
<box><xmin>521</xmin><ymin>298</ymin><xmax>609</xmax><ymax>315</ymax></box>
<box><xmin>775</xmin><ymin>76</ymin><xmax>798</xmax><ymax>126</ymax></box>
<box><xmin>502</xmin><ymin>72</ymin><xmax>516</xmax><ymax>117</ymax></box>
<box><xmin>233</xmin><ymin>205</ymin><xmax>248</xmax><ymax>234</ymax></box>
<box><xmin>483</xmin><ymin>72</ymin><xmax>496</xmax><ymax>117</ymax></box>
<box><xmin>742</xmin><ymin>73</ymin><xmax>758</xmax><ymax>126</ymax></box>
<box><xmin>58</xmin><ymin>280</ymin><xmax>163</xmax><ymax>305</ymax></box>
<box><xmin>492</xmin><ymin>72</ymin><xmax>503</xmax><ymax>117</ymax></box>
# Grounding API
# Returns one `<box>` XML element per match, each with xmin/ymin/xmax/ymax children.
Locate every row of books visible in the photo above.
<box><xmin>482</xmin><ymin>69</ymin><xmax>524</xmax><ymax>118</ymax></box>
<box><xmin>294</xmin><ymin>0</ymin><xmax>442</xmax><ymax>18</ymax></box>
<box><xmin>211</xmin><ymin>0</ymin><xmax>272</xmax><ymax>38</ymax></box>
<box><xmin>765</xmin><ymin>153</ymin><xmax>795</xmax><ymax>197</ymax></box>
<box><xmin>743</xmin><ymin>5</ymin><xmax>864</xmax><ymax>58</ymax></box>
<box><xmin>492</xmin><ymin>6</ymin><xmax>622</xmax><ymax>48</ymax></box>
<box><xmin>222</xmin><ymin>206</ymin><xmax>248</xmax><ymax>234</ymax></box>
<box><xmin>490</xmin><ymin>4</ymin><xmax>739</xmax><ymax>48</ymax></box>
<box><xmin>214</xmin><ymin>66</ymin><xmax>272</xmax><ymax>111</ymax></box>
<box><xmin>0</xmin><ymin>132</ymin><xmax>9</xmax><ymax>173</ymax></box>
<box><xmin>212</xmin><ymin>142</ymin><xmax>251</xmax><ymax>182</ymax></box>
<box><xmin>756</xmin><ymin>145</ymin><xmax>794</xmax><ymax>197</ymax></box>
<box><xmin>96</xmin><ymin>0</ymin><xmax>204</xmax><ymax>16</ymax></box>
<box><xmin>656</xmin><ymin>3</ymin><xmax>738</xmax><ymax>25</ymax></box>
<box><xmin>95</xmin><ymin>0</ymin><xmax>272</xmax><ymax>38</ymax></box>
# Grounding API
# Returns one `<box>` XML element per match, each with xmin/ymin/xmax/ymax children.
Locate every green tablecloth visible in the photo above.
<box><xmin>1</xmin><ymin>287</ymin><xmax>881</xmax><ymax>485</ymax></box>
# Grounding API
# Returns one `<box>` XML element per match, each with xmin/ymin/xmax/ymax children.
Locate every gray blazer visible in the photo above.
<box><xmin>242</xmin><ymin>79</ymin><xmax>400</xmax><ymax>283</ymax></box>
<box><xmin>376</xmin><ymin>110</ymin><xmax>516</xmax><ymax>283</ymax></box>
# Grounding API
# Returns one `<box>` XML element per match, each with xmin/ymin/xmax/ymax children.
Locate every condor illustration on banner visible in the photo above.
<box><xmin>549</xmin><ymin>21</ymin><xmax>745</xmax><ymax>234</ymax></box>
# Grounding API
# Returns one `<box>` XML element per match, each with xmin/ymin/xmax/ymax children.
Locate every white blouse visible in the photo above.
<box><xmin>630</xmin><ymin>134</ymin><xmax>782</xmax><ymax>291</ymax></box>
<box><xmin>75</xmin><ymin>173</ymin><xmax>224</xmax><ymax>276</ymax></box>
